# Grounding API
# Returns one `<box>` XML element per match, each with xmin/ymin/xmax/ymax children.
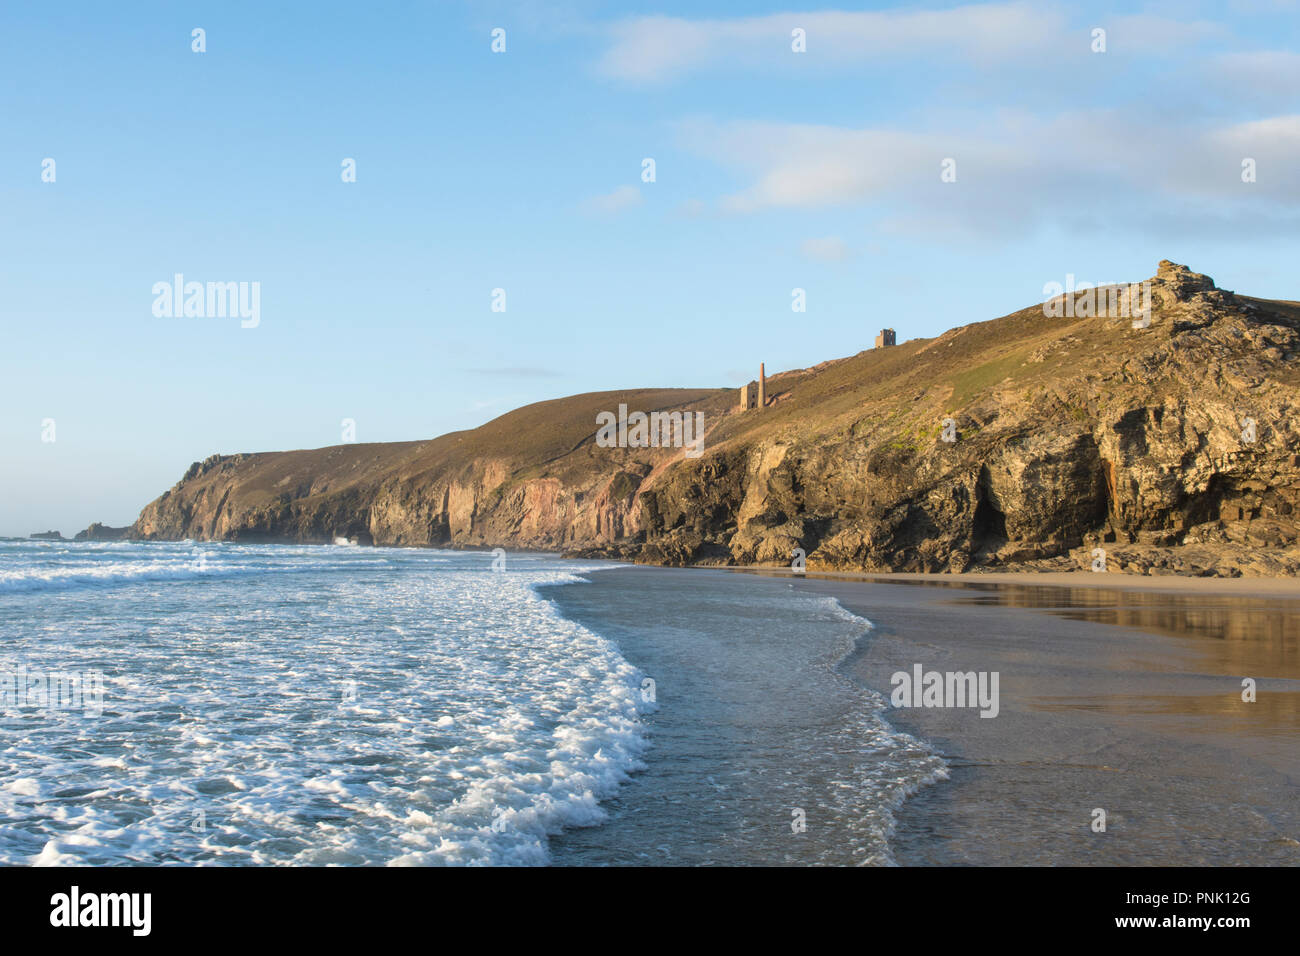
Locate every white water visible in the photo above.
<box><xmin>0</xmin><ymin>540</ymin><xmax>650</xmax><ymax>865</ymax></box>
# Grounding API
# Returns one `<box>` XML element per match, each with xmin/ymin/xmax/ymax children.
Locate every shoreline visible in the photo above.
<box><xmin>539</xmin><ymin>564</ymin><xmax>950</xmax><ymax>865</ymax></box>
<box><xmin>796</xmin><ymin>573</ymin><xmax>1300</xmax><ymax>865</ymax></box>
<box><xmin>556</xmin><ymin>564</ymin><xmax>1300</xmax><ymax>865</ymax></box>
<box><xmin>27</xmin><ymin>533</ymin><xmax>1300</xmax><ymax>596</ymax></box>
<box><xmin>715</xmin><ymin>564</ymin><xmax>1300</xmax><ymax>598</ymax></box>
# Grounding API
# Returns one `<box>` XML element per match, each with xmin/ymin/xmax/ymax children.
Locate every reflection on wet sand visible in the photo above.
<box><xmin>941</xmin><ymin>584</ymin><xmax>1300</xmax><ymax>649</ymax></box>
<box><xmin>791</xmin><ymin>572</ymin><xmax>1300</xmax><ymax>864</ymax></box>
<box><xmin>899</xmin><ymin>581</ymin><xmax>1300</xmax><ymax>729</ymax></box>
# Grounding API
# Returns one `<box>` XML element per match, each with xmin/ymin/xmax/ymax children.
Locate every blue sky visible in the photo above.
<box><xmin>2</xmin><ymin>0</ymin><xmax>1298</xmax><ymax>535</ymax></box>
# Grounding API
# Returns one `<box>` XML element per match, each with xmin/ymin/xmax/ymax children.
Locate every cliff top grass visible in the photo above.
<box><xmin>146</xmin><ymin>262</ymin><xmax>1300</xmax><ymax>520</ymax></box>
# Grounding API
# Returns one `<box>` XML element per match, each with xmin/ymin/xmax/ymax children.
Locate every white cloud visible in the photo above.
<box><xmin>596</xmin><ymin>2</ymin><xmax>1065</xmax><ymax>82</ymax></box>
<box><xmin>580</xmin><ymin>184</ymin><xmax>644</xmax><ymax>215</ymax></box>
<box><xmin>1102</xmin><ymin>13</ymin><xmax>1224</xmax><ymax>53</ymax></box>
<box><xmin>1209</xmin><ymin>50</ymin><xmax>1300</xmax><ymax>101</ymax></box>
<box><xmin>593</xmin><ymin>3</ymin><xmax>1244</xmax><ymax>85</ymax></box>
<box><xmin>678</xmin><ymin>119</ymin><xmax>1030</xmax><ymax>214</ymax></box>
<box><xmin>800</xmin><ymin>237</ymin><xmax>851</xmax><ymax>261</ymax></box>
<box><xmin>598</xmin><ymin>16</ymin><xmax>722</xmax><ymax>84</ymax></box>
<box><xmin>675</xmin><ymin>111</ymin><xmax>1300</xmax><ymax>236</ymax></box>
<box><xmin>585</xmin><ymin>3</ymin><xmax>1298</xmax><ymax>240</ymax></box>
<box><xmin>595</xmin><ymin>1</ymin><xmax>1060</xmax><ymax>82</ymax></box>
<box><xmin>676</xmin><ymin>198</ymin><xmax>707</xmax><ymax>218</ymax></box>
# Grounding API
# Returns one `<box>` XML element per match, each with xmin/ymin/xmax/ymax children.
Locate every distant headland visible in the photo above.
<box><xmin>81</xmin><ymin>262</ymin><xmax>1300</xmax><ymax>579</ymax></box>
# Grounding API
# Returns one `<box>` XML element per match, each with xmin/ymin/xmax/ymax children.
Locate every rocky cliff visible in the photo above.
<box><xmin>110</xmin><ymin>262</ymin><xmax>1300</xmax><ymax>577</ymax></box>
<box><xmin>74</xmin><ymin>523</ymin><xmax>133</xmax><ymax>542</ymax></box>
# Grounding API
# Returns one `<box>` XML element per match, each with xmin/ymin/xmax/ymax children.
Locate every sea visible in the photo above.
<box><xmin>0</xmin><ymin>539</ymin><xmax>946</xmax><ymax>866</ymax></box>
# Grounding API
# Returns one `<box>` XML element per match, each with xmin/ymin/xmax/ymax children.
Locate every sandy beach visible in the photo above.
<box><xmin>789</xmin><ymin>572</ymin><xmax>1300</xmax><ymax>865</ymax></box>
<box><xmin>728</xmin><ymin>565</ymin><xmax>1300</xmax><ymax>598</ymax></box>
<box><xmin>535</xmin><ymin>565</ymin><xmax>1300</xmax><ymax>865</ymax></box>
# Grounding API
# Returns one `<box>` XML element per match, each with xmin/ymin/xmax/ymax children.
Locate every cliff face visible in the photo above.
<box><xmin>124</xmin><ymin>262</ymin><xmax>1300</xmax><ymax>576</ymax></box>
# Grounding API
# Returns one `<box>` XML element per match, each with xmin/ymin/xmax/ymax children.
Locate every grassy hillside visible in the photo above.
<box><xmin>121</xmin><ymin>261</ymin><xmax>1300</xmax><ymax>577</ymax></box>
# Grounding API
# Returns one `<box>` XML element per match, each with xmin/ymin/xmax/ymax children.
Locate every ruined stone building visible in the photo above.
<box><xmin>738</xmin><ymin>363</ymin><xmax>767</xmax><ymax>411</ymax></box>
<box><xmin>875</xmin><ymin>328</ymin><xmax>896</xmax><ymax>348</ymax></box>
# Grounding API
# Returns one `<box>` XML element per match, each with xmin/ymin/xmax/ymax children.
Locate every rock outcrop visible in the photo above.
<box><xmin>74</xmin><ymin>523</ymin><xmax>133</xmax><ymax>541</ymax></box>
<box><xmin>112</xmin><ymin>263</ymin><xmax>1300</xmax><ymax>577</ymax></box>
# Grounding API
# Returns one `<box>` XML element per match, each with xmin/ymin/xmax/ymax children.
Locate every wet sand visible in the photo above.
<box><xmin>732</xmin><ymin>565</ymin><xmax>1300</xmax><ymax>598</ymax></box>
<box><xmin>786</xmin><ymin>573</ymin><xmax>1300</xmax><ymax>865</ymax></box>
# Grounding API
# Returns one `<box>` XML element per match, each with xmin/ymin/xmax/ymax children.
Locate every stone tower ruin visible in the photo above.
<box><xmin>737</xmin><ymin>363</ymin><xmax>768</xmax><ymax>412</ymax></box>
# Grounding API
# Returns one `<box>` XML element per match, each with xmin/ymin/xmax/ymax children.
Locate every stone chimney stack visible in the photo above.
<box><xmin>758</xmin><ymin>363</ymin><xmax>766</xmax><ymax>408</ymax></box>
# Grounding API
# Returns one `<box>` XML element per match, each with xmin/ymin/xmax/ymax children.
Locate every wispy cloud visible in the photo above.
<box><xmin>595</xmin><ymin>3</ymin><xmax>1069</xmax><ymax>83</ymax></box>
<box><xmin>676</xmin><ymin>111</ymin><xmax>1300</xmax><ymax>236</ymax></box>
<box><xmin>1208</xmin><ymin>50</ymin><xmax>1300</xmax><ymax>106</ymax></box>
<box><xmin>676</xmin><ymin>198</ymin><xmax>707</xmax><ymax>218</ymax></box>
<box><xmin>580</xmin><ymin>184</ymin><xmax>644</xmax><ymax>215</ymax></box>
<box><xmin>1100</xmin><ymin>13</ymin><xmax>1225</xmax><ymax>53</ymax></box>
<box><xmin>592</xmin><ymin>3</ymin><xmax>1238</xmax><ymax>92</ymax></box>
<box><xmin>800</xmin><ymin>237</ymin><xmax>851</xmax><ymax>262</ymax></box>
<box><xmin>468</xmin><ymin>367</ymin><xmax>565</xmax><ymax>379</ymax></box>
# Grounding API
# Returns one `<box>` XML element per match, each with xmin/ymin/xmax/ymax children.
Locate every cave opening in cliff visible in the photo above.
<box><xmin>974</xmin><ymin>469</ymin><xmax>1008</xmax><ymax>546</ymax></box>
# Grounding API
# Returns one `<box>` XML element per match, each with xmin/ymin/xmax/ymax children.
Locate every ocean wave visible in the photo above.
<box><xmin>0</xmin><ymin>541</ymin><xmax>400</xmax><ymax>595</ymax></box>
<box><xmin>385</xmin><ymin>571</ymin><xmax>652</xmax><ymax>865</ymax></box>
<box><xmin>0</xmin><ymin>558</ymin><xmax>386</xmax><ymax>595</ymax></box>
<box><xmin>0</xmin><ymin>546</ymin><xmax>651</xmax><ymax>866</ymax></box>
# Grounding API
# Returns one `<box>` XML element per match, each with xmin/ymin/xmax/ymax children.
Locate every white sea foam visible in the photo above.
<box><xmin>804</xmin><ymin>594</ymin><xmax>950</xmax><ymax>865</ymax></box>
<box><xmin>0</xmin><ymin>542</ymin><xmax>649</xmax><ymax>865</ymax></box>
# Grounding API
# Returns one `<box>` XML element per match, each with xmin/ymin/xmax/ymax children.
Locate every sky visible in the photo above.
<box><xmin>1</xmin><ymin>0</ymin><xmax>1298</xmax><ymax>535</ymax></box>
